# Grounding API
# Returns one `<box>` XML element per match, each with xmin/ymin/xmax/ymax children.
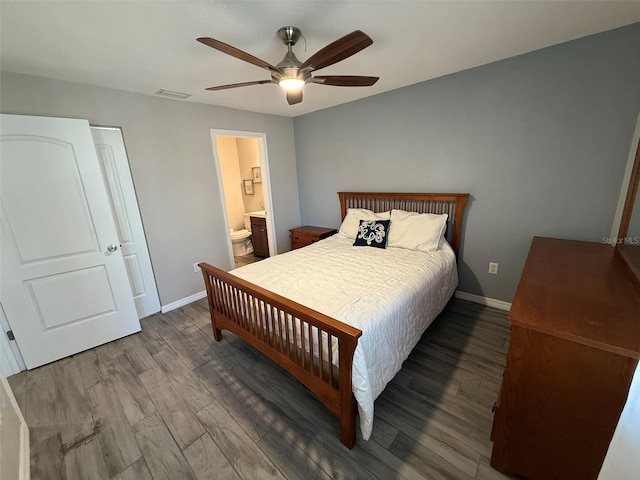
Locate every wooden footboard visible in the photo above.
<box><xmin>199</xmin><ymin>262</ymin><xmax>363</xmax><ymax>448</ymax></box>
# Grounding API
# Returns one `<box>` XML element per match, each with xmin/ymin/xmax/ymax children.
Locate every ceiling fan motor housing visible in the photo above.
<box><xmin>275</xmin><ymin>26</ymin><xmax>307</xmax><ymax>85</ymax></box>
<box><xmin>277</xmin><ymin>26</ymin><xmax>302</xmax><ymax>46</ymax></box>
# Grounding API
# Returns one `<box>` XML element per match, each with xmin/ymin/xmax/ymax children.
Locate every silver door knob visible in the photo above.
<box><xmin>107</xmin><ymin>244</ymin><xmax>118</xmax><ymax>252</ymax></box>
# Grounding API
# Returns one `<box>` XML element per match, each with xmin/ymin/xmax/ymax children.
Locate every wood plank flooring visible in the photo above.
<box><xmin>8</xmin><ymin>298</ymin><xmax>515</xmax><ymax>480</ymax></box>
<box><xmin>234</xmin><ymin>254</ymin><xmax>263</xmax><ymax>268</ymax></box>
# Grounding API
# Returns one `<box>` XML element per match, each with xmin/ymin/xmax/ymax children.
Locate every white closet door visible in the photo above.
<box><xmin>0</xmin><ymin>114</ymin><xmax>140</xmax><ymax>369</ymax></box>
<box><xmin>91</xmin><ymin>127</ymin><xmax>160</xmax><ymax>318</ymax></box>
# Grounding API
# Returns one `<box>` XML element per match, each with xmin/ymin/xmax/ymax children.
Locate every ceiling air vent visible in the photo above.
<box><xmin>154</xmin><ymin>89</ymin><xmax>192</xmax><ymax>100</ymax></box>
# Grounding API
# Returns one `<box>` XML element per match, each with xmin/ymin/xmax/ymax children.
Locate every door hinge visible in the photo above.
<box><xmin>6</xmin><ymin>330</ymin><xmax>15</xmax><ymax>341</ymax></box>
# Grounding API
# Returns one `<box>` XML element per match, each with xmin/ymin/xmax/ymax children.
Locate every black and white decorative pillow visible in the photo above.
<box><xmin>353</xmin><ymin>219</ymin><xmax>391</xmax><ymax>249</ymax></box>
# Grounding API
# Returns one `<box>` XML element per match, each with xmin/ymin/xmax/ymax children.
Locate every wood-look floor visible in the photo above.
<box><xmin>8</xmin><ymin>297</ymin><xmax>515</xmax><ymax>480</ymax></box>
<box><xmin>234</xmin><ymin>254</ymin><xmax>263</xmax><ymax>268</ymax></box>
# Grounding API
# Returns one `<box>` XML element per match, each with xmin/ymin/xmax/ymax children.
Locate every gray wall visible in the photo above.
<box><xmin>0</xmin><ymin>72</ymin><xmax>300</xmax><ymax>306</ymax></box>
<box><xmin>293</xmin><ymin>23</ymin><xmax>640</xmax><ymax>302</ymax></box>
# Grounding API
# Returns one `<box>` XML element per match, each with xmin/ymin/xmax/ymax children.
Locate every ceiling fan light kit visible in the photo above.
<box><xmin>279</xmin><ymin>78</ymin><xmax>305</xmax><ymax>90</ymax></box>
<box><xmin>197</xmin><ymin>26</ymin><xmax>379</xmax><ymax>105</ymax></box>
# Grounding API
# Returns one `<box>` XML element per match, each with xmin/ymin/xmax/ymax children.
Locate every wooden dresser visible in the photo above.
<box><xmin>490</xmin><ymin>237</ymin><xmax>640</xmax><ymax>479</ymax></box>
<box><xmin>289</xmin><ymin>226</ymin><xmax>337</xmax><ymax>250</ymax></box>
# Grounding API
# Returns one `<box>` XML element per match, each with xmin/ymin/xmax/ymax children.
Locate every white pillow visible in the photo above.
<box><xmin>338</xmin><ymin>208</ymin><xmax>391</xmax><ymax>239</ymax></box>
<box><xmin>387</xmin><ymin>209</ymin><xmax>448</xmax><ymax>253</ymax></box>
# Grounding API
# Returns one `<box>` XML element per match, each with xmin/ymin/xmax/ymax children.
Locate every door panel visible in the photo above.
<box><xmin>0</xmin><ymin>114</ymin><xmax>140</xmax><ymax>369</ymax></box>
<box><xmin>26</xmin><ymin>266</ymin><xmax>117</xmax><ymax>329</ymax></box>
<box><xmin>91</xmin><ymin>127</ymin><xmax>160</xmax><ymax>318</ymax></box>
<box><xmin>123</xmin><ymin>253</ymin><xmax>146</xmax><ymax>296</ymax></box>
<box><xmin>95</xmin><ymin>142</ymin><xmax>134</xmax><ymax>244</ymax></box>
<box><xmin>2</xmin><ymin>137</ymin><xmax>98</xmax><ymax>260</ymax></box>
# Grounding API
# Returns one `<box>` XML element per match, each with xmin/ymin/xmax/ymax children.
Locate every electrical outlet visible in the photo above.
<box><xmin>193</xmin><ymin>262</ymin><xmax>201</xmax><ymax>273</ymax></box>
<box><xmin>488</xmin><ymin>262</ymin><xmax>499</xmax><ymax>275</ymax></box>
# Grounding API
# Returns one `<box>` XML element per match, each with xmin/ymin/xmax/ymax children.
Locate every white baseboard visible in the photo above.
<box><xmin>455</xmin><ymin>291</ymin><xmax>512</xmax><ymax>311</ymax></box>
<box><xmin>161</xmin><ymin>290</ymin><xmax>207</xmax><ymax>314</ymax></box>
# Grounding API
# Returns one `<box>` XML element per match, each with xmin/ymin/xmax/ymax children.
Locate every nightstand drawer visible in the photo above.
<box><xmin>289</xmin><ymin>226</ymin><xmax>337</xmax><ymax>250</ymax></box>
<box><xmin>291</xmin><ymin>232</ymin><xmax>315</xmax><ymax>247</ymax></box>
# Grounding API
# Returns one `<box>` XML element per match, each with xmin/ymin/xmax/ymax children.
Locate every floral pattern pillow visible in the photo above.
<box><xmin>353</xmin><ymin>219</ymin><xmax>391</xmax><ymax>249</ymax></box>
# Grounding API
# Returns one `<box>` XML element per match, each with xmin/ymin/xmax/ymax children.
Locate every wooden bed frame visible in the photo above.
<box><xmin>199</xmin><ymin>192</ymin><xmax>469</xmax><ymax>448</ymax></box>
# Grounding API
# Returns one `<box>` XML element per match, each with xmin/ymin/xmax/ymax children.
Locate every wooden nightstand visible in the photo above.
<box><xmin>290</xmin><ymin>226</ymin><xmax>337</xmax><ymax>250</ymax></box>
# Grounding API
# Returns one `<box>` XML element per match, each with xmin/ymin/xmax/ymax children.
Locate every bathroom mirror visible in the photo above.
<box><xmin>617</xmin><ymin>137</ymin><xmax>640</xmax><ymax>280</ymax></box>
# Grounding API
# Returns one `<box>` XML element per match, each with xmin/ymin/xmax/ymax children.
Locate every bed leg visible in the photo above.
<box><xmin>340</xmin><ymin>397</ymin><xmax>357</xmax><ymax>449</ymax></box>
<box><xmin>212</xmin><ymin>324</ymin><xmax>222</xmax><ymax>341</ymax></box>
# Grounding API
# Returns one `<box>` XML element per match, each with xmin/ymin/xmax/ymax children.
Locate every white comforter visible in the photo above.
<box><xmin>230</xmin><ymin>235</ymin><xmax>458</xmax><ymax>439</ymax></box>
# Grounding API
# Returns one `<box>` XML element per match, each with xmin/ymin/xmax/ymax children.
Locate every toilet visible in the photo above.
<box><xmin>229</xmin><ymin>215</ymin><xmax>253</xmax><ymax>256</ymax></box>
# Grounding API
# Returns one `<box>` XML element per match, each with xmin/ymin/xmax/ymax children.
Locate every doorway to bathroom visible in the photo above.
<box><xmin>211</xmin><ymin>129</ymin><xmax>276</xmax><ymax>269</ymax></box>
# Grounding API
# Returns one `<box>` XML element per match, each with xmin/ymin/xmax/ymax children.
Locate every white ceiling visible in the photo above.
<box><xmin>1</xmin><ymin>1</ymin><xmax>640</xmax><ymax>117</ymax></box>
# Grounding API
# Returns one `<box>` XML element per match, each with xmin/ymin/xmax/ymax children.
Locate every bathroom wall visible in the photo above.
<box><xmin>217</xmin><ymin>136</ymin><xmax>245</xmax><ymax>231</ymax></box>
<box><xmin>237</xmin><ymin>137</ymin><xmax>265</xmax><ymax>213</ymax></box>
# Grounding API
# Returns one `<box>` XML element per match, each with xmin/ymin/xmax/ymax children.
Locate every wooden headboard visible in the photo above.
<box><xmin>338</xmin><ymin>192</ymin><xmax>470</xmax><ymax>256</ymax></box>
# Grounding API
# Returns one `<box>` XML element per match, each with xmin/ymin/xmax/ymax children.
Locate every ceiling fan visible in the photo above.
<box><xmin>197</xmin><ymin>26</ymin><xmax>379</xmax><ymax>105</ymax></box>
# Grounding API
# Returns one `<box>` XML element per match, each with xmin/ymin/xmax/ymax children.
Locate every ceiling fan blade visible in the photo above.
<box><xmin>286</xmin><ymin>89</ymin><xmax>303</xmax><ymax>105</ymax></box>
<box><xmin>312</xmin><ymin>75</ymin><xmax>379</xmax><ymax>87</ymax></box>
<box><xmin>197</xmin><ymin>37</ymin><xmax>278</xmax><ymax>71</ymax></box>
<box><xmin>205</xmin><ymin>80</ymin><xmax>274</xmax><ymax>91</ymax></box>
<box><xmin>300</xmin><ymin>30</ymin><xmax>373</xmax><ymax>71</ymax></box>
